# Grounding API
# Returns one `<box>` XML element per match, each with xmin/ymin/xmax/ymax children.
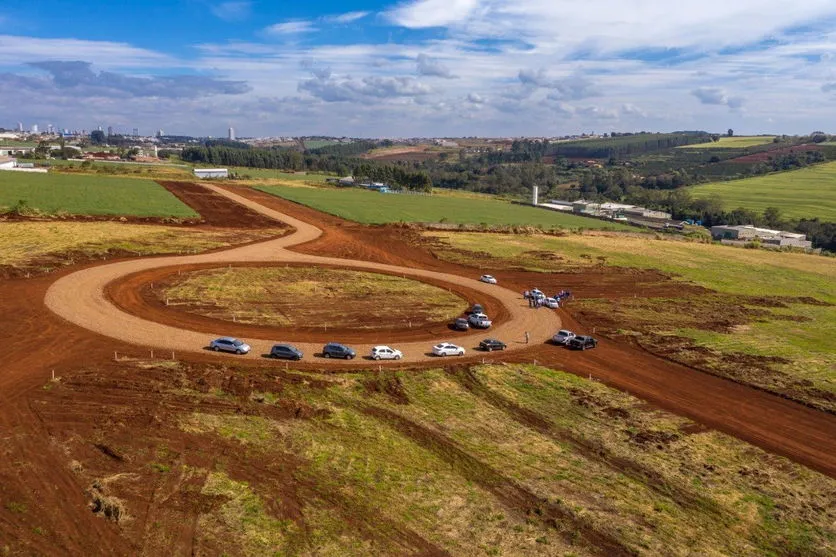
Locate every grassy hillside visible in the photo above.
<box><xmin>0</xmin><ymin>172</ymin><xmax>197</xmax><ymax>217</ymax></box>
<box><xmin>679</xmin><ymin>136</ymin><xmax>776</xmax><ymax>149</ymax></box>
<box><xmin>690</xmin><ymin>162</ymin><xmax>836</xmax><ymax>220</ymax></box>
<box><xmin>256</xmin><ymin>185</ymin><xmax>634</xmax><ymax>230</ymax></box>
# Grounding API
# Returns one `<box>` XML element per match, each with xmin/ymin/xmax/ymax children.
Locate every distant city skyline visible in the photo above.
<box><xmin>2</xmin><ymin>1</ymin><xmax>836</xmax><ymax>136</ymax></box>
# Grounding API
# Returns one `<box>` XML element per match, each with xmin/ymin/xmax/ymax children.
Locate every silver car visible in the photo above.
<box><xmin>209</xmin><ymin>337</ymin><xmax>251</xmax><ymax>354</ymax></box>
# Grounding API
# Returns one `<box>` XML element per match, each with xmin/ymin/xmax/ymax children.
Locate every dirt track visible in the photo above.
<box><xmin>44</xmin><ymin>184</ymin><xmax>561</xmax><ymax>363</ymax></box>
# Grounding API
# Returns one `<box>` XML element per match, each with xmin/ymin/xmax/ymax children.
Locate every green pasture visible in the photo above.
<box><xmin>228</xmin><ymin>167</ymin><xmax>330</xmax><ymax>181</ymax></box>
<box><xmin>0</xmin><ymin>172</ymin><xmax>197</xmax><ymax>217</ymax></box>
<box><xmin>678</xmin><ymin>136</ymin><xmax>776</xmax><ymax>149</ymax></box>
<box><xmin>690</xmin><ymin>161</ymin><xmax>836</xmax><ymax>220</ymax></box>
<box><xmin>256</xmin><ymin>185</ymin><xmax>634</xmax><ymax>230</ymax></box>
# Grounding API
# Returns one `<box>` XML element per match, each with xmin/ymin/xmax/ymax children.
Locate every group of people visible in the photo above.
<box><xmin>522</xmin><ymin>288</ymin><xmax>573</xmax><ymax>308</ymax></box>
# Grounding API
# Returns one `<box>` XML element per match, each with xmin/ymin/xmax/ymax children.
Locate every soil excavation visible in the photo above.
<box><xmin>1</xmin><ymin>181</ymin><xmax>836</xmax><ymax>554</ymax></box>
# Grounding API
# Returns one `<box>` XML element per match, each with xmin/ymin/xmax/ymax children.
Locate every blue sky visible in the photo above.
<box><xmin>2</xmin><ymin>0</ymin><xmax>836</xmax><ymax>137</ymax></box>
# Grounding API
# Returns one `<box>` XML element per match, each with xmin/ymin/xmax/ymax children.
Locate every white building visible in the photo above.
<box><xmin>0</xmin><ymin>157</ymin><xmax>16</xmax><ymax>170</ymax></box>
<box><xmin>31</xmin><ymin>124</ymin><xmax>39</xmax><ymax>134</ymax></box>
<box><xmin>194</xmin><ymin>168</ymin><xmax>229</xmax><ymax>179</ymax></box>
<box><xmin>710</xmin><ymin>225</ymin><xmax>812</xmax><ymax>249</ymax></box>
<box><xmin>228</xmin><ymin>127</ymin><xmax>235</xmax><ymax>141</ymax></box>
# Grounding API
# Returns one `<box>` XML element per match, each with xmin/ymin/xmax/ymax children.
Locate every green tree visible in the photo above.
<box><xmin>727</xmin><ymin>128</ymin><xmax>734</xmax><ymax>137</ymax></box>
<box><xmin>90</xmin><ymin>130</ymin><xmax>106</xmax><ymax>145</ymax></box>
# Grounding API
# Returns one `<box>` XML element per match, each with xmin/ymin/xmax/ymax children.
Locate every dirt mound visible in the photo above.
<box><xmin>727</xmin><ymin>144</ymin><xmax>822</xmax><ymax>163</ymax></box>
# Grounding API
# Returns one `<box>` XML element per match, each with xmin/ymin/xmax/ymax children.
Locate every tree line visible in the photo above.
<box><xmin>180</xmin><ymin>145</ymin><xmax>432</xmax><ymax>192</ymax></box>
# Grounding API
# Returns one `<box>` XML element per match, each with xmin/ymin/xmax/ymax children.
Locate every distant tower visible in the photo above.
<box><xmin>532</xmin><ymin>186</ymin><xmax>539</xmax><ymax>206</ymax></box>
<box><xmin>47</xmin><ymin>124</ymin><xmax>54</xmax><ymax>134</ymax></box>
<box><xmin>132</xmin><ymin>128</ymin><xmax>139</xmax><ymax>137</ymax></box>
<box><xmin>228</xmin><ymin>127</ymin><xmax>235</xmax><ymax>141</ymax></box>
<box><xmin>17</xmin><ymin>122</ymin><xmax>23</xmax><ymax>132</ymax></box>
<box><xmin>156</xmin><ymin>129</ymin><xmax>164</xmax><ymax>138</ymax></box>
<box><xmin>31</xmin><ymin>124</ymin><xmax>39</xmax><ymax>134</ymax></box>
<box><xmin>107</xmin><ymin>126</ymin><xmax>114</xmax><ymax>137</ymax></box>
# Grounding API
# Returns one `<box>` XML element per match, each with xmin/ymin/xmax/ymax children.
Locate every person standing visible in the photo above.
<box><xmin>525</xmin><ymin>331</ymin><xmax>530</xmax><ymax>344</ymax></box>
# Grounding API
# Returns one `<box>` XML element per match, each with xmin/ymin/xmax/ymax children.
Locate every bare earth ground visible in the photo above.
<box><xmin>0</xmin><ymin>181</ymin><xmax>834</xmax><ymax>555</ymax></box>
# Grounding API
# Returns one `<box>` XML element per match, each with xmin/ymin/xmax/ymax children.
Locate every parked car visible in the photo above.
<box><xmin>470</xmin><ymin>303</ymin><xmax>485</xmax><ymax>314</ymax></box>
<box><xmin>543</xmin><ymin>297</ymin><xmax>560</xmax><ymax>309</ymax></box>
<box><xmin>552</xmin><ymin>330</ymin><xmax>576</xmax><ymax>345</ymax></box>
<box><xmin>432</xmin><ymin>342</ymin><xmax>465</xmax><ymax>357</ymax></box>
<box><xmin>567</xmin><ymin>335</ymin><xmax>598</xmax><ymax>351</ymax></box>
<box><xmin>526</xmin><ymin>288</ymin><xmax>545</xmax><ymax>300</ymax></box>
<box><xmin>322</xmin><ymin>343</ymin><xmax>356</xmax><ymax>359</ymax></box>
<box><xmin>209</xmin><ymin>337</ymin><xmax>251</xmax><ymax>354</ymax></box>
<box><xmin>453</xmin><ymin>317</ymin><xmax>470</xmax><ymax>331</ymax></box>
<box><xmin>480</xmin><ymin>274</ymin><xmax>498</xmax><ymax>284</ymax></box>
<box><xmin>479</xmin><ymin>338</ymin><xmax>507</xmax><ymax>351</ymax></box>
<box><xmin>468</xmin><ymin>312</ymin><xmax>492</xmax><ymax>329</ymax></box>
<box><xmin>270</xmin><ymin>343</ymin><xmax>303</xmax><ymax>360</ymax></box>
<box><xmin>371</xmin><ymin>346</ymin><xmax>403</xmax><ymax>360</ymax></box>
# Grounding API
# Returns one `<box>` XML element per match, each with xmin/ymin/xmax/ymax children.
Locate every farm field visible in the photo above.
<box><xmin>227</xmin><ymin>167</ymin><xmax>330</xmax><ymax>182</ymax></box>
<box><xmin>159</xmin><ymin>266</ymin><xmax>464</xmax><ymax>329</ymax></box>
<box><xmin>17</xmin><ymin>359</ymin><xmax>833</xmax><ymax>556</ymax></box>
<box><xmin>256</xmin><ymin>184</ymin><xmax>634</xmax><ymax>230</ymax></box>
<box><xmin>690</xmin><ymin>161</ymin><xmax>836</xmax><ymax>220</ymax></box>
<box><xmin>0</xmin><ymin>221</ymin><xmax>280</xmax><ymax>274</ymax></box>
<box><xmin>427</xmin><ymin>231</ymin><xmax>836</xmax><ymax>412</ymax></box>
<box><xmin>0</xmin><ymin>172</ymin><xmax>197</xmax><ymax>217</ymax></box>
<box><xmin>678</xmin><ymin>136</ymin><xmax>776</xmax><ymax>149</ymax></box>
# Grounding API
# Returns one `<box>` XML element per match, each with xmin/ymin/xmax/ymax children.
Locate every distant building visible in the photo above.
<box><xmin>228</xmin><ymin>127</ymin><xmax>235</xmax><ymax>141</ymax></box>
<box><xmin>0</xmin><ymin>157</ymin><xmax>17</xmax><ymax>170</ymax></box>
<box><xmin>31</xmin><ymin>124</ymin><xmax>39</xmax><ymax>134</ymax></box>
<box><xmin>194</xmin><ymin>168</ymin><xmax>229</xmax><ymax>179</ymax></box>
<box><xmin>710</xmin><ymin>225</ymin><xmax>812</xmax><ymax>249</ymax></box>
<box><xmin>107</xmin><ymin>126</ymin><xmax>114</xmax><ymax>137</ymax></box>
<box><xmin>132</xmin><ymin>128</ymin><xmax>139</xmax><ymax>137</ymax></box>
<box><xmin>17</xmin><ymin>122</ymin><xmax>23</xmax><ymax>132</ymax></box>
<box><xmin>156</xmin><ymin>129</ymin><xmax>164</xmax><ymax>138</ymax></box>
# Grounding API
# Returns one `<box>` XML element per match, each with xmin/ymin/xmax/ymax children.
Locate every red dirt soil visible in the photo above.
<box><xmin>1</xmin><ymin>181</ymin><xmax>835</xmax><ymax>554</ymax></box>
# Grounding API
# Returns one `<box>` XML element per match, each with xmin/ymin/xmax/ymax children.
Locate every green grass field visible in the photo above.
<box><xmin>690</xmin><ymin>161</ymin><xmax>836</xmax><ymax>220</ymax></box>
<box><xmin>678</xmin><ymin>136</ymin><xmax>776</xmax><ymax>149</ymax></box>
<box><xmin>227</xmin><ymin>167</ymin><xmax>330</xmax><ymax>182</ymax></box>
<box><xmin>256</xmin><ymin>185</ymin><xmax>634</xmax><ymax>230</ymax></box>
<box><xmin>0</xmin><ymin>172</ymin><xmax>197</xmax><ymax>217</ymax></box>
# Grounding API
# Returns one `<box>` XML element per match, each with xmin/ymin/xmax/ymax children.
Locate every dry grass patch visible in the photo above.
<box><xmin>160</xmin><ymin>266</ymin><xmax>465</xmax><ymax>329</ymax></box>
<box><xmin>0</xmin><ymin>221</ymin><xmax>281</xmax><ymax>269</ymax></box>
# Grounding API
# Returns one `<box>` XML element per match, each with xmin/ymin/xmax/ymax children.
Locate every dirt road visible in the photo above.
<box><xmin>44</xmin><ymin>184</ymin><xmax>561</xmax><ymax>364</ymax></box>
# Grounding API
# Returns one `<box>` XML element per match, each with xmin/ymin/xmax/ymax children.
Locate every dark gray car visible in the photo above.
<box><xmin>322</xmin><ymin>343</ymin><xmax>356</xmax><ymax>359</ymax></box>
<box><xmin>270</xmin><ymin>344</ymin><xmax>303</xmax><ymax>360</ymax></box>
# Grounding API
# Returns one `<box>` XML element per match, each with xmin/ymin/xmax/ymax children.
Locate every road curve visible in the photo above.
<box><xmin>44</xmin><ymin>184</ymin><xmax>561</xmax><ymax>364</ymax></box>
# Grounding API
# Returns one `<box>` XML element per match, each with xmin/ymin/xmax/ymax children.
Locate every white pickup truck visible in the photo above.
<box><xmin>468</xmin><ymin>312</ymin><xmax>492</xmax><ymax>329</ymax></box>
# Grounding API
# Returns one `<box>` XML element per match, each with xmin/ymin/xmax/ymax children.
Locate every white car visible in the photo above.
<box><xmin>552</xmin><ymin>330</ymin><xmax>576</xmax><ymax>345</ymax></box>
<box><xmin>468</xmin><ymin>313</ymin><xmax>492</xmax><ymax>329</ymax></box>
<box><xmin>209</xmin><ymin>337</ymin><xmax>251</xmax><ymax>354</ymax></box>
<box><xmin>543</xmin><ymin>297</ymin><xmax>560</xmax><ymax>309</ymax></box>
<box><xmin>432</xmin><ymin>342</ymin><xmax>465</xmax><ymax>357</ymax></box>
<box><xmin>371</xmin><ymin>346</ymin><xmax>403</xmax><ymax>360</ymax></box>
<box><xmin>480</xmin><ymin>274</ymin><xmax>498</xmax><ymax>284</ymax></box>
<box><xmin>527</xmin><ymin>288</ymin><xmax>545</xmax><ymax>299</ymax></box>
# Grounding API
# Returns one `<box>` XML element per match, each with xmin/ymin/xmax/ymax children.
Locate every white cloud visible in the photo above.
<box><xmin>210</xmin><ymin>2</ymin><xmax>252</xmax><ymax>22</ymax></box>
<box><xmin>416</xmin><ymin>54</ymin><xmax>457</xmax><ymax>78</ymax></box>
<box><xmin>692</xmin><ymin>86</ymin><xmax>745</xmax><ymax>110</ymax></box>
<box><xmin>386</xmin><ymin>0</ymin><xmax>480</xmax><ymax>29</ymax></box>
<box><xmin>264</xmin><ymin>20</ymin><xmax>317</xmax><ymax>36</ymax></box>
<box><xmin>323</xmin><ymin>11</ymin><xmax>370</xmax><ymax>24</ymax></box>
<box><xmin>0</xmin><ymin>35</ymin><xmax>172</xmax><ymax>68</ymax></box>
<box><xmin>466</xmin><ymin>92</ymin><xmax>486</xmax><ymax>104</ymax></box>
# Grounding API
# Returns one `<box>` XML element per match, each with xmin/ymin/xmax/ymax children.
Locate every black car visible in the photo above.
<box><xmin>453</xmin><ymin>318</ymin><xmax>470</xmax><ymax>331</ymax></box>
<box><xmin>322</xmin><ymin>343</ymin><xmax>356</xmax><ymax>359</ymax></box>
<box><xmin>270</xmin><ymin>343</ymin><xmax>303</xmax><ymax>360</ymax></box>
<box><xmin>470</xmin><ymin>303</ymin><xmax>484</xmax><ymax>315</ymax></box>
<box><xmin>567</xmin><ymin>336</ymin><xmax>598</xmax><ymax>351</ymax></box>
<box><xmin>479</xmin><ymin>338</ymin><xmax>507</xmax><ymax>351</ymax></box>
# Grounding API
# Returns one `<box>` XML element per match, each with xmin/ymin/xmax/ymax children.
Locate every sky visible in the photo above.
<box><xmin>2</xmin><ymin>0</ymin><xmax>836</xmax><ymax>137</ymax></box>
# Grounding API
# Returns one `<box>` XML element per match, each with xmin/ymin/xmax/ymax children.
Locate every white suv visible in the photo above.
<box><xmin>552</xmin><ymin>330</ymin><xmax>576</xmax><ymax>345</ymax></box>
<box><xmin>432</xmin><ymin>342</ymin><xmax>465</xmax><ymax>357</ymax></box>
<box><xmin>371</xmin><ymin>346</ymin><xmax>403</xmax><ymax>360</ymax></box>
